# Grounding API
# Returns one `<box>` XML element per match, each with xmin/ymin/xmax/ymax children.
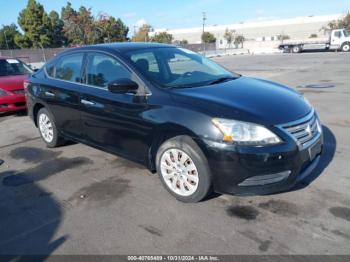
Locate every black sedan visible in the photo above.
<box><xmin>25</xmin><ymin>43</ymin><xmax>323</xmax><ymax>202</ymax></box>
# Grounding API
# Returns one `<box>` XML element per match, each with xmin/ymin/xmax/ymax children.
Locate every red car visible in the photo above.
<box><xmin>0</xmin><ymin>57</ymin><xmax>33</xmax><ymax>113</ymax></box>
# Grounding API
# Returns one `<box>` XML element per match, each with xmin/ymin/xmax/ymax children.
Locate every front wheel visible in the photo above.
<box><xmin>37</xmin><ymin>108</ymin><xmax>66</xmax><ymax>148</ymax></box>
<box><xmin>156</xmin><ymin>136</ymin><xmax>212</xmax><ymax>203</ymax></box>
<box><xmin>341</xmin><ymin>43</ymin><xmax>350</xmax><ymax>52</ymax></box>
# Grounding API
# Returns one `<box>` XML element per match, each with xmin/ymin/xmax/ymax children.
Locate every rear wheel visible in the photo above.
<box><xmin>341</xmin><ymin>43</ymin><xmax>350</xmax><ymax>52</ymax></box>
<box><xmin>37</xmin><ymin>108</ymin><xmax>65</xmax><ymax>148</ymax></box>
<box><xmin>156</xmin><ymin>136</ymin><xmax>212</xmax><ymax>203</ymax></box>
<box><xmin>292</xmin><ymin>45</ymin><xmax>302</xmax><ymax>53</ymax></box>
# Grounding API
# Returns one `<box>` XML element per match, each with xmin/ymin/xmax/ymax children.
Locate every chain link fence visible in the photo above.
<box><xmin>0</xmin><ymin>44</ymin><xmax>218</xmax><ymax>64</ymax></box>
<box><xmin>0</xmin><ymin>43</ymin><xmax>252</xmax><ymax>67</ymax></box>
<box><xmin>0</xmin><ymin>48</ymin><xmax>65</xmax><ymax>64</ymax></box>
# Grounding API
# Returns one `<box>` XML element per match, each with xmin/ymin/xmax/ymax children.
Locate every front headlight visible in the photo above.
<box><xmin>0</xmin><ymin>88</ymin><xmax>8</xmax><ymax>97</ymax></box>
<box><xmin>212</xmin><ymin>118</ymin><xmax>282</xmax><ymax>145</ymax></box>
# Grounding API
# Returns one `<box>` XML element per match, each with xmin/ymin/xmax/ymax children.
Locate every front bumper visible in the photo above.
<box><xmin>198</xmin><ymin>132</ymin><xmax>323</xmax><ymax>196</ymax></box>
<box><xmin>0</xmin><ymin>95</ymin><xmax>26</xmax><ymax>112</ymax></box>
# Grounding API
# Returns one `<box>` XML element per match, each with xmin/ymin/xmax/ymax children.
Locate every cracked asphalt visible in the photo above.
<box><xmin>0</xmin><ymin>52</ymin><xmax>349</xmax><ymax>255</ymax></box>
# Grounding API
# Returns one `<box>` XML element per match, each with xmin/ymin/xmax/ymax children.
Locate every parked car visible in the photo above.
<box><xmin>0</xmin><ymin>57</ymin><xmax>33</xmax><ymax>113</ymax></box>
<box><xmin>26</xmin><ymin>43</ymin><xmax>323</xmax><ymax>202</ymax></box>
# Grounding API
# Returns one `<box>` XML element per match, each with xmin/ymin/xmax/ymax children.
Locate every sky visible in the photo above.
<box><xmin>0</xmin><ymin>0</ymin><xmax>349</xmax><ymax>32</ymax></box>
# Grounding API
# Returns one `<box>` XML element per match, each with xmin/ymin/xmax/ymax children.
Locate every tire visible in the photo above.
<box><xmin>156</xmin><ymin>135</ymin><xmax>212</xmax><ymax>203</ymax></box>
<box><xmin>341</xmin><ymin>43</ymin><xmax>350</xmax><ymax>52</ymax></box>
<box><xmin>37</xmin><ymin>108</ymin><xmax>66</xmax><ymax>148</ymax></box>
<box><xmin>292</xmin><ymin>45</ymin><xmax>301</xmax><ymax>53</ymax></box>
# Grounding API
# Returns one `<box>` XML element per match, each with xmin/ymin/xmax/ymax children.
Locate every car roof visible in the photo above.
<box><xmin>64</xmin><ymin>42</ymin><xmax>175</xmax><ymax>54</ymax></box>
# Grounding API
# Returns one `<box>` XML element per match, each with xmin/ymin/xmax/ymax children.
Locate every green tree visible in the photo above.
<box><xmin>0</xmin><ymin>24</ymin><xmax>21</xmax><ymax>49</ymax></box>
<box><xmin>62</xmin><ymin>4</ymin><xmax>128</xmax><ymax>45</ymax></box>
<box><xmin>234</xmin><ymin>34</ymin><xmax>245</xmax><ymax>48</ymax></box>
<box><xmin>77</xmin><ymin>6</ymin><xmax>95</xmax><ymax>44</ymax></box>
<box><xmin>49</xmin><ymin>11</ymin><xmax>66</xmax><ymax>47</ymax></box>
<box><xmin>61</xmin><ymin>2</ymin><xmax>78</xmax><ymax>45</ymax></box>
<box><xmin>151</xmin><ymin>32</ymin><xmax>173</xmax><ymax>43</ymax></box>
<box><xmin>16</xmin><ymin>0</ymin><xmax>52</xmax><ymax>48</ymax></box>
<box><xmin>201</xmin><ymin>32</ymin><xmax>216</xmax><ymax>43</ymax></box>
<box><xmin>132</xmin><ymin>24</ymin><xmax>152</xmax><ymax>42</ymax></box>
<box><xmin>95</xmin><ymin>16</ymin><xmax>129</xmax><ymax>43</ymax></box>
<box><xmin>14</xmin><ymin>35</ymin><xmax>32</xmax><ymax>48</ymax></box>
<box><xmin>61</xmin><ymin>3</ymin><xmax>96</xmax><ymax>45</ymax></box>
<box><xmin>278</xmin><ymin>34</ymin><xmax>290</xmax><ymax>41</ymax></box>
<box><xmin>326</xmin><ymin>12</ymin><xmax>350</xmax><ymax>32</ymax></box>
<box><xmin>224</xmin><ymin>28</ymin><xmax>235</xmax><ymax>48</ymax></box>
<box><xmin>180</xmin><ymin>39</ymin><xmax>188</xmax><ymax>45</ymax></box>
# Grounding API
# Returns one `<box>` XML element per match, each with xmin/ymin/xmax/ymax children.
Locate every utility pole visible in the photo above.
<box><xmin>202</xmin><ymin>12</ymin><xmax>207</xmax><ymax>55</ymax></box>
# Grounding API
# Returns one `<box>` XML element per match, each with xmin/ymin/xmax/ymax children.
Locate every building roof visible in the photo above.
<box><xmin>153</xmin><ymin>14</ymin><xmax>343</xmax><ymax>35</ymax></box>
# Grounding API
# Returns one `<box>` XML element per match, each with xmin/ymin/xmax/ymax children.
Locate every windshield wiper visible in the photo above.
<box><xmin>164</xmin><ymin>76</ymin><xmax>239</xmax><ymax>89</ymax></box>
<box><xmin>167</xmin><ymin>84</ymin><xmax>193</xmax><ymax>89</ymax></box>
<box><xmin>209</xmin><ymin>76</ymin><xmax>237</xmax><ymax>85</ymax></box>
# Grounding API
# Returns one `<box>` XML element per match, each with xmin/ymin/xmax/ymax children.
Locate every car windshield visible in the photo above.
<box><xmin>123</xmin><ymin>47</ymin><xmax>240</xmax><ymax>88</ymax></box>
<box><xmin>344</xmin><ymin>29</ymin><xmax>349</xmax><ymax>37</ymax></box>
<box><xmin>0</xmin><ymin>58</ymin><xmax>32</xmax><ymax>77</ymax></box>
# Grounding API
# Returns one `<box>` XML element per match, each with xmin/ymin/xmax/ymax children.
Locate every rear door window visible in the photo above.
<box><xmin>55</xmin><ymin>53</ymin><xmax>84</xmax><ymax>83</ymax></box>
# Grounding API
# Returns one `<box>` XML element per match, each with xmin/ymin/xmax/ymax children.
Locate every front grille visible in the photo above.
<box><xmin>281</xmin><ymin>112</ymin><xmax>320</xmax><ymax>149</ymax></box>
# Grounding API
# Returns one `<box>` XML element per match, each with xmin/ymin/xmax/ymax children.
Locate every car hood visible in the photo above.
<box><xmin>0</xmin><ymin>75</ymin><xmax>27</xmax><ymax>91</ymax></box>
<box><xmin>170</xmin><ymin>76</ymin><xmax>312</xmax><ymax>125</ymax></box>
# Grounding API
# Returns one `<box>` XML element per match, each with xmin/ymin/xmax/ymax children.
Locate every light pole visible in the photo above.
<box><xmin>213</xmin><ymin>24</ymin><xmax>219</xmax><ymax>51</ymax></box>
<box><xmin>202</xmin><ymin>12</ymin><xmax>206</xmax><ymax>55</ymax></box>
<box><xmin>38</xmin><ymin>42</ymin><xmax>47</xmax><ymax>63</ymax></box>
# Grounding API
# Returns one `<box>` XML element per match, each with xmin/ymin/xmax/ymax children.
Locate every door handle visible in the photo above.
<box><xmin>81</xmin><ymin>99</ymin><xmax>96</xmax><ymax>106</ymax></box>
<box><xmin>45</xmin><ymin>91</ymin><xmax>55</xmax><ymax>97</ymax></box>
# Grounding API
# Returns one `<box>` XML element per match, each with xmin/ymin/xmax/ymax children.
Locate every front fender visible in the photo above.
<box><xmin>145</xmin><ymin>106</ymin><xmax>219</xmax><ymax>172</ymax></box>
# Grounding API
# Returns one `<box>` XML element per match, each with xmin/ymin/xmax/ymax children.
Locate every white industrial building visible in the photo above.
<box><xmin>151</xmin><ymin>14</ymin><xmax>343</xmax><ymax>50</ymax></box>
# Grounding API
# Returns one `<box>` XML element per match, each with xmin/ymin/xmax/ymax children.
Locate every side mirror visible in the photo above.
<box><xmin>108</xmin><ymin>78</ymin><xmax>139</xmax><ymax>94</ymax></box>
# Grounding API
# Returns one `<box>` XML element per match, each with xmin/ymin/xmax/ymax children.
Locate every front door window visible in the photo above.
<box><xmin>85</xmin><ymin>53</ymin><xmax>132</xmax><ymax>89</ymax></box>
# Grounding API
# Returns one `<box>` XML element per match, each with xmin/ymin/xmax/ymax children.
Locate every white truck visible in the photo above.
<box><xmin>279</xmin><ymin>29</ymin><xmax>350</xmax><ymax>53</ymax></box>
